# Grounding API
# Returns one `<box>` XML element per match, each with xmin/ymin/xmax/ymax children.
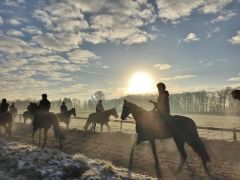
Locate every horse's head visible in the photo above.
<box><xmin>231</xmin><ymin>89</ymin><xmax>240</xmax><ymax>100</ymax></box>
<box><xmin>28</xmin><ymin>102</ymin><xmax>39</xmax><ymax>113</ymax></box>
<box><xmin>121</xmin><ymin>99</ymin><xmax>131</xmax><ymax>120</ymax></box>
<box><xmin>71</xmin><ymin>108</ymin><xmax>76</xmax><ymax>117</ymax></box>
<box><xmin>111</xmin><ymin>108</ymin><xmax>118</xmax><ymax>118</ymax></box>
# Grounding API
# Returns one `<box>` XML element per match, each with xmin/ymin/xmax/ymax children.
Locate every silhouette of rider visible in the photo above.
<box><xmin>9</xmin><ymin>103</ymin><xmax>17</xmax><ymax>114</ymax></box>
<box><xmin>149</xmin><ymin>82</ymin><xmax>170</xmax><ymax>119</ymax></box>
<box><xmin>60</xmin><ymin>102</ymin><xmax>68</xmax><ymax>117</ymax></box>
<box><xmin>0</xmin><ymin>98</ymin><xmax>9</xmax><ymax>113</ymax></box>
<box><xmin>39</xmin><ymin>94</ymin><xmax>51</xmax><ymax>112</ymax></box>
<box><xmin>96</xmin><ymin>99</ymin><xmax>104</xmax><ymax>113</ymax></box>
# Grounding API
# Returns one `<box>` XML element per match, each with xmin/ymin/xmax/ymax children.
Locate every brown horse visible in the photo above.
<box><xmin>28</xmin><ymin>103</ymin><xmax>64</xmax><ymax>149</ymax></box>
<box><xmin>56</xmin><ymin>108</ymin><xmax>76</xmax><ymax>128</ymax></box>
<box><xmin>121</xmin><ymin>100</ymin><xmax>210</xmax><ymax>178</ymax></box>
<box><xmin>0</xmin><ymin>112</ymin><xmax>13</xmax><ymax>136</ymax></box>
<box><xmin>84</xmin><ymin>108</ymin><xmax>118</xmax><ymax>133</ymax></box>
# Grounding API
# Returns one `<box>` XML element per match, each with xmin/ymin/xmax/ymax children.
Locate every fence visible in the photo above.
<box><xmin>16</xmin><ymin>114</ymin><xmax>240</xmax><ymax>141</ymax></box>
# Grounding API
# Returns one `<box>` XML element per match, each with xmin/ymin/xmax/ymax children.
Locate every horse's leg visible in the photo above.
<box><xmin>93</xmin><ymin>123</ymin><xmax>96</xmax><ymax>133</ymax></box>
<box><xmin>106</xmin><ymin>123</ymin><xmax>110</xmax><ymax>132</ymax></box>
<box><xmin>150</xmin><ymin>140</ymin><xmax>160</xmax><ymax>167</ymax></box>
<box><xmin>101</xmin><ymin>124</ymin><xmax>103</xmax><ymax>132</ymax></box>
<box><xmin>32</xmin><ymin>126</ymin><xmax>38</xmax><ymax>144</ymax></box>
<box><xmin>174</xmin><ymin>139</ymin><xmax>187</xmax><ymax>173</ymax></box>
<box><xmin>128</xmin><ymin>142</ymin><xmax>136</xmax><ymax>170</ymax></box>
<box><xmin>42</xmin><ymin>128</ymin><xmax>48</xmax><ymax>148</ymax></box>
<box><xmin>38</xmin><ymin>129</ymin><xmax>42</xmax><ymax>146</ymax></box>
<box><xmin>150</xmin><ymin>140</ymin><xmax>162</xmax><ymax>179</ymax></box>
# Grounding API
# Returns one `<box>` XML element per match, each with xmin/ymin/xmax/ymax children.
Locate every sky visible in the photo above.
<box><xmin>0</xmin><ymin>0</ymin><xmax>240</xmax><ymax>100</ymax></box>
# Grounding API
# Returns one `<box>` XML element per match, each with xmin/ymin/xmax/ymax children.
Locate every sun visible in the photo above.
<box><xmin>128</xmin><ymin>72</ymin><xmax>155</xmax><ymax>94</ymax></box>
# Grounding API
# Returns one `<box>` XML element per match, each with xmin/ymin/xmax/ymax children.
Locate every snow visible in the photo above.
<box><xmin>0</xmin><ymin>137</ymin><xmax>154</xmax><ymax>179</ymax></box>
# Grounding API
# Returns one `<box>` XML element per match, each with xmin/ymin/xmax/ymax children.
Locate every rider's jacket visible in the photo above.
<box><xmin>156</xmin><ymin>90</ymin><xmax>170</xmax><ymax>118</ymax></box>
<box><xmin>0</xmin><ymin>102</ymin><xmax>9</xmax><ymax>113</ymax></box>
<box><xmin>39</xmin><ymin>99</ymin><xmax>51</xmax><ymax>112</ymax></box>
<box><xmin>60</xmin><ymin>104</ymin><xmax>68</xmax><ymax>114</ymax></box>
<box><xmin>96</xmin><ymin>103</ymin><xmax>104</xmax><ymax>113</ymax></box>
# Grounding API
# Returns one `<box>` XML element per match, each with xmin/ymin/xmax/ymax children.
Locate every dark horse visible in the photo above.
<box><xmin>56</xmin><ymin>108</ymin><xmax>76</xmax><ymax>128</ymax></box>
<box><xmin>0</xmin><ymin>112</ymin><xmax>13</xmax><ymax>136</ymax></box>
<box><xmin>23</xmin><ymin>110</ymin><xmax>33</xmax><ymax>123</ymax></box>
<box><xmin>28</xmin><ymin>103</ymin><xmax>64</xmax><ymax>149</ymax></box>
<box><xmin>121</xmin><ymin>100</ymin><xmax>210</xmax><ymax>177</ymax></box>
<box><xmin>84</xmin><ymin>108</ymin><xmax>118</xmax><ymax>133</ymax></box>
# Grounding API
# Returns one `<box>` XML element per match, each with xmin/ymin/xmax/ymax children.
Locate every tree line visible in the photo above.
<box><xmin>7</xmin><ymin>88</ymin><xmax>240</xmax><ymax>115</ymax></box>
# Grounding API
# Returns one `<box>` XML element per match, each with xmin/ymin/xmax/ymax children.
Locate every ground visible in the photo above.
<box><xmin>1</xmin><ymin>122</ymin><xmax>239</xmax><ymax>179</ymax></box>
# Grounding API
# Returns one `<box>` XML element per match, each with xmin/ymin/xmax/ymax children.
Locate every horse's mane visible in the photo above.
<box><xmin>125</xmin><ymin>100</ymin><xmax>146</xmax><ymax>112</ymax></box>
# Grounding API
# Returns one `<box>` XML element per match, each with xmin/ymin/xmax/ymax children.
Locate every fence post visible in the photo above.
<box><xmin>120</xmin><ymin>121</ymin><xmax>123</xmax><ymax>132</ymax></box>
<box><xmin>233</xmin><ymin>128</ymin><xmax>237</xmax><ymax>141</ymax></box>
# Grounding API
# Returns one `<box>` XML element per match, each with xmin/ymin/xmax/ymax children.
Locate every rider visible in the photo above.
<box><xmin>149</xmin><ymin>82</ymin><xmax>170</xmax><ymax>119</ymax></box>
<box><xmin>60</xmin><ymin>101</ymin><xmax>68</xmax><ymax>118</ymax></box>
<box><xmin>9</xmin><ymin>103</ymin><xmax>17</xmax><ymax>114</ymax></box>
<box><xmin>39</xmin><ymin>94</ymin><xmax>51</xmax><ymax>112</ymax></box>
<box><xmin>0</xmin><ymin>98</ymin><xmax>9</xmax><ymax>113</ymax></box>
<box><xmin>96</xmin><ymin>99</ymin><xmax>104</xmax><ymax>113</ymax></box>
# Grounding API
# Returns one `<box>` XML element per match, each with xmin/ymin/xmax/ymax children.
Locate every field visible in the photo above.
<box><xmin>3</xmin><ymin>111</ymin><xmax>240</xmax><ymax>179</ymax></box>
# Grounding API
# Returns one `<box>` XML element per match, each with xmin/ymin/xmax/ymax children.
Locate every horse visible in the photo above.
<box><xmin>84</xmin><ymin>108</ymin><xmax>118</xmax><ymax>133</ymax></box>
<box><xmin>0</xmin><ymin>112</ymin><xmax>13</xmax><ymax>136</ymax></box>
<box><xmin>9</xmin><ymin>108</ymin><xmax>17</xmax><ymax>121</ymax></box>
<box><xmin>56</xmin><ymin>108</ymin><xmax>76</xmax><ymax>128</ymax></box>
<box><xmin>121</xmin><ymin>99</ymin><xmax>210</xmax><ymax>177</ymax></box>
<box><xmin>28</xmin><ymin>103</ymin><xmax>65</xmax><ymax>149</ymax></box>
<box><xmin>23</xmin><ymin>110</ymin><xmax>33</xmax><ymax>123</ymax></box>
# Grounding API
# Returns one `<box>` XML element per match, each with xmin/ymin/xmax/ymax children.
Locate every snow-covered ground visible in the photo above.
<box><xmin>0</xmin><ymin>137</ymin><xmax>154</xmax><ymax>180</ymax></box>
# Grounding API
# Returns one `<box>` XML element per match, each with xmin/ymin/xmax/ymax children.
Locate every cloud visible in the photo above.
<box><xmin>153</xmin><ymin>64</ymin><xmax>172</xmax><ymax>70</ymax></box>
<box><xmin>7</xmin><ymin>18</ymin><xmax>21</xmax><ymax>25</ymax></box>
<box><xmin>21</xmin><ymin>26</ymin><xmax>43</xmax><ymax>35</ymax></box>
<box><xmin>206</xmin><ymin>26</ymin><xmax>220</xmax><ymax>38</ymax></box>
<box><xmin>102</xmin><ymin>65</ymin><xmax>110</xmax><ymax>69</ymax></box>
<box><xmin>0</xmin><ymin>16</ymin><xmax>4</xmax><ymax>24</ymax></box>
<box><xmin>155</xmin><ymin>0</ymin><xmax>233</xmax><ymax>22</ymax></box>
<box><xmin>183</xmin><ymin>33</ymin><xmax>200</xmax><ymax>42</ymax></box>
<box><xmin>3</xmin><ymin>0</ymin><xmax>25</xmax><ymax>7</ymax></box>
<box><xmin>32</xmin><ymin>33</ymin><xmax>82</xmax><ymax>51</ymax></box>
<box><xmin>6</xmin><ymin>29</ymin><xmax>24</xmax><ymax>37</ymax></box>
<box><xmin>67</xmin><ymin>49</ymin><xmax>99</xmax><ymax>64</ymax></box>
<box><xmin>228</xmin><ymin>31</ymin><xmax>240</xmax><ymax>45</ymax></box>
<box><xmin>160</xmin><ymin>75</ymin><xmax>196</xmax><ymax>81</ymax></box>
<box><xmin>229</xmin><ymin>73</ymin><xmax>240</xmax><ymax>82</ymax></box>
<box><xmin>211</xmin><ymin>10</ymin><xmax>237</xmax><ymax>23</ymax></box>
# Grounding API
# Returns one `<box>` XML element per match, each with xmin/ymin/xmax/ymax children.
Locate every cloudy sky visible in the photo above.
<box><xmin>0</xmin><ymin>0</ymin><xmax>240</xmax><ymax>100</ymax></box>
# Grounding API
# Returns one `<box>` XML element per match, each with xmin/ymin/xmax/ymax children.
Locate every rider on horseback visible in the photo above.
<box><xmin>9</xmin><ymin>103</ymin><xmax>17</xmax><ymax>114</ymax></box>
<box><xmin>149</xmin><ymin>82</ymin><xmax>176</xmax><ymax>132</ymax></box>
<box><xmin>0</xmin><ymin>99</ymin><xmax>9</xmax><ymax>113</ymax></box>
<box><xmin>39</xmin><ymin>94</ymin><xmax>51</xmax><ymax>112</ymax></box>
<box><xmin>60</xmin><ymin>102</ymin><xmax>68</xmax><ymax>118</ymax></box>
<box><xmin>96</xmin><ymin>99</ymin><xmax>104</xmax><ymax>113</ymax></box>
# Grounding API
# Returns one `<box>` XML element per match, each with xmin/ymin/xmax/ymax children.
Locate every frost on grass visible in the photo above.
<box><xmin>0</xmin><ymin>138</ymin><xmax>154</xmax><ymax>179</ymax></box>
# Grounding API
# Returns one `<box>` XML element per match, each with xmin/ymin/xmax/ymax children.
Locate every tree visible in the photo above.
<box><xmin>94</xmin><ymin>91</ymin><xmax>105</xmax><ymax>102</ymax></box>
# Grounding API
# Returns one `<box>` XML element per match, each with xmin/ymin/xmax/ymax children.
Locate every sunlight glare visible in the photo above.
<box><xmin>128</xmin><ymin>72</ymin><xmax>154</xmax><ymax>94</ymax></box>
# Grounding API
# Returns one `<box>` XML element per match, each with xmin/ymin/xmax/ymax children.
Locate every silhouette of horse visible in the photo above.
<box><xmin>84</xmin><ymin>108</ymin><xmax>118</xmax><ymax>133</ymax></box>
<box><xmin>121</xmin><ymin>99</ymin><xmax>210</xmax><ymax>177</ymax></box>
<box><xmin>28</xmin><ymin>103</ymin><xmax>64</xmax><ymax>149</ymax></box>
<box><xmin>56</xmin><ymin>108</ymin><xmax>76</xmax><ymax>128</ymax></box>
<box><xmin>0</xmin><ymin>112</ymin><xmax>13</xmax><ymax>136</ymax></box>
<box><xmin>23</xmin><ymin>110</ymin><xmax>33</xmax><ymax>123</ymax></box>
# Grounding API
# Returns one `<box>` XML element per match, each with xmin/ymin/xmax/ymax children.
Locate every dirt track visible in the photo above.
<box><xmin>4</xmin><ymin>122</ymin><xmax>240</xmax><ymax>179</ymax></box>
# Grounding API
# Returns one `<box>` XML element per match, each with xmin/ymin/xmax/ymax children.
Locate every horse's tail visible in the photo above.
<box><xmin>53</xmin><ymin>115</ymin><xmax>65</xmax><ymax>140</ymax></box>
<box><xmin>84</xmin><ymin>114</ymin><xmax>93</xmax><ymax>130</ymax></box>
